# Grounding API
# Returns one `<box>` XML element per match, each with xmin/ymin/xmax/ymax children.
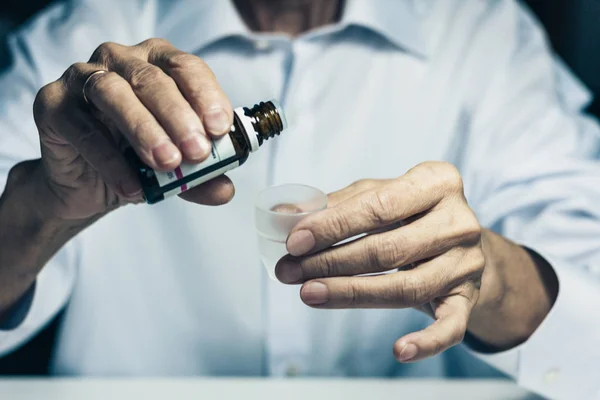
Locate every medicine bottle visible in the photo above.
<box><xmin>127</xmin><ymin>99</ymin><xmax>287</xmax><ymax>204</ymax></box>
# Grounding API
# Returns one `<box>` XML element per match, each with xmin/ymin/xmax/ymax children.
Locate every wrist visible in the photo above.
<box><xmin>1</xmin><ymin>161</ymin><xmax>94</xmax><ymax>278</ymax></box>
<box><xmin>0</xmin><ymin>160</ymin><xmax>87</xmax><ymax>314</ymax></box>
<box><xmin>466</xmin><ymin>230</ymin><xmax>556</xmax><ymax>351</ymax></box>
<box><xmin>7</xmin><ymin>160</ymin><xmax>95</xmax><ymax>234</ymax></box>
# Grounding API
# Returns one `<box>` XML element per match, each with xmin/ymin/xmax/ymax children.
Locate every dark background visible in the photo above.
<box><xmin>0</xmin><ymin>0</ymin><xmax>598</xmax><ymax>375</ymax></box>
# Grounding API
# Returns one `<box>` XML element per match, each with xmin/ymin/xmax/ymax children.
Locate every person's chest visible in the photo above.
<box><xmin>207</xmin><ymin>33</ymin><xmax>469</xmax><ymax>192</ymax></box>
<box><xmin>54</xmin><ymin>34</ymin><xmax>475</xmax><ymax>377</ymax></box>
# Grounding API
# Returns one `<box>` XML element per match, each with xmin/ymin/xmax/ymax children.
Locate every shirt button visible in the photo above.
<box><xmin>285</xmin><ymin>363</ymin><xmax>302</xmax><ymax>377</ymax></box>
<box><xmin>543</xmin><ymin>368</ymin><xmax>560</xmax><ymax>384</ymax></box>
<box><xmin>254</xmin><ymin>40</ymin><xmax>271</xmax><ymax>51</ymax></box>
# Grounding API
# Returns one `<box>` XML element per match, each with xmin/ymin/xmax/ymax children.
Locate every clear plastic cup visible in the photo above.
<box><xmin>255</xmin><ymin>184</ymin><xmax>328</xmax><ymax>280</ymax></box>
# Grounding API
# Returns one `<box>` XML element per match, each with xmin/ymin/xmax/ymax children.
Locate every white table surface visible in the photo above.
<box><xmin>0</xmin><ymin>378</ymin><xmax>543</xmax><ymax>400</ymax></box>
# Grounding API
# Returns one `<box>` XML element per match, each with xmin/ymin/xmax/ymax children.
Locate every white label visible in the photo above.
<box><xmin>154</xmin><ymin>133</ymin><xmax>236</xmax><ymax>188</ymax></box>
<box><xmin>163</xmin><ymin>161</ymin><xmax>239</xmax><ymax>198</ymax></box>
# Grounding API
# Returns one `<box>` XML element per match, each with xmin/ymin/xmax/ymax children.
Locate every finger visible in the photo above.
<box><xmin>393</xmin><ymin>290</ymin><xmax>475</xmax><ymax>362</ymax></box>
<box><xmin>277</xmin><ymin>208</ymin><xmax>481</xmax><ymax>282</ymax></box>
<box><xmin>147</xmin><ymin>40</ymin><xmax>233</xmax><ymax>138</ymax></box>
<box><xmin>80</xmin><ymin>64</ymin><xmax>182</xmax><ymax>171</ymax></box>
<box><xmin>327</xmin><ymin>179</ymin><xmax>394</xmax><ymax>208</ymax></box>
<box><xmin>295</xmin><ymin>248</ymin><xmax>483</xmax><ymax>308</ymax></box>
<box><xmin>106</xmin><ymin>49</ymin><xmax>211</xmax><ymax>163</ymax></box>
<box><xmin>35</xmin><ymin>82</ymin><xmax>142</xmax><ymax>200</ymax></box>
<box><xmin>295</xmin><ymin>256</ymin><xmax>453</xmax><ymax>308</ymax></box>
<box><xmin>88</xmin><ymin>108</ymin><xmax>129</xmax><ymax>152</ymax></box>
<box><xmin>286</xmin><ymin>179</ymin><xmax>444</xmax><ymax>257</ymax></box>
<box><xmin>178</xmin><ymin>175</ymin><xmax>235</xmax><ymax>205</ymax></box>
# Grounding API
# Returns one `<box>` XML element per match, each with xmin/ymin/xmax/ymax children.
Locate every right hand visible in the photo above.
<box><xmin>32</xmin><ymin>38</ymin><xmax>235</xmax><ymax>222</ymax></box>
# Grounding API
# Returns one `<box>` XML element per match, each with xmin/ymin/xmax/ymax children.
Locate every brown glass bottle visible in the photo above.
<box><xmin>126</xmin><ymin>100</ymin><xmax>287</xmax><ymax>204</ymax></box>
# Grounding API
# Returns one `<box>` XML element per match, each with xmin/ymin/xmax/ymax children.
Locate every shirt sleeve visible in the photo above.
<box><xmin>0</xmin><ymin>33</ymin><xmax>79</xmax><ymax>356</ymax></box>
<box><xmin>0</xmin><ymin>0</ymin><xmax>157</xmax><ymax>356</ymax></box>
<box><xmin>457</xmin><ymin>1</ymin><xmax>600</xmax><ymax>399</ymax></box>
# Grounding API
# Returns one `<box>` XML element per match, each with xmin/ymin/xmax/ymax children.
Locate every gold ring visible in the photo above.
<box><xmin>82</xmin><ymin>70</ymin><xmax>108</xmax><ymax>105</ymax></box>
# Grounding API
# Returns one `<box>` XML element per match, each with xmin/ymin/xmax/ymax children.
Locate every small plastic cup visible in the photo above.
<box><xmin>255</xmin><ymin>184</ymin><xmax>328</xmax><ymax>280</ymax></box>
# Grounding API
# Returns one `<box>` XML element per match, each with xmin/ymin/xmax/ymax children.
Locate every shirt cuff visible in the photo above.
<box><xmin>0</xmin><ymin>256</ymin><xmax>75</xmax><ymax>357</ymax></box>
<box><xmin>0</xmin><ymin>281</ymin><xmax>36</xmax><ymax>330</ymax></box>
<box><xmin>470</xmin><ymin>255</ymin><xmax>600</xmax><ymax>400</ymax></box>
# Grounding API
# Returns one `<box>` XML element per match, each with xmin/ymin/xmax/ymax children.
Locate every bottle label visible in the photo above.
<box><xmin>154</xmin><ymin>133</ymin><xmax>237</xmax><ymax>194</ymax></box>
<box><xmin>162</xmin><ymin>161</ymin><xmax>239</xmax><ymax>198</ymax></box>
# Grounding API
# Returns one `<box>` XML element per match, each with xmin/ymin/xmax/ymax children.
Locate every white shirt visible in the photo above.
<box><xmin>0</xmin><ymin>1</ymin><xmax>599</xmax><ymax>399</ymax></box>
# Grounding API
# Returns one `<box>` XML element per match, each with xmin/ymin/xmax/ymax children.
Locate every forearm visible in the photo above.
<box><xmin>467</xmin><ymin>229</ymin><xmax>559</xmax><ymax>350</ymax></box>
<box><xmin>0</xmin><ymin>160</ymin><xmax>91</xmax><ymax>318</ymax></box>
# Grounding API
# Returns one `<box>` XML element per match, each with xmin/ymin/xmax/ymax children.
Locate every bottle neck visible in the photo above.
<box><xmin>233</xmin><ymin>100</ymin><xmax>287</xmax><ymax>153</ymax></box>
<box><xmin>244</xmin><ymin>101</ymin><xmax>287</xmax><ymax>145</ymax></box>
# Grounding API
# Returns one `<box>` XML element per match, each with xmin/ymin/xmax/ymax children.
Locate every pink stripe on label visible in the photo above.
<box><xmin>174</xmin><ymin>167</ymin><xmax>187</xmax><ymax>192</ymax></box>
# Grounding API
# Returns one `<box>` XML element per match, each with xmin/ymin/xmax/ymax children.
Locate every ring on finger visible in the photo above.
<box><xmin>82</xmin><ymin>70</ymin><xmax>108</xmax><ymax>105</ymax></box>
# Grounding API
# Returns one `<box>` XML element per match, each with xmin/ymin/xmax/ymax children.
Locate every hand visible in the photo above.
<box><xmin>32</xmin><ymin>38</ymin><xmax>235</xmax><ymax>222</ymax></box>
<box><xmin>275</xmin><ymin>162</ymin><xmax>487</xmax><ymax>362</ymax></box>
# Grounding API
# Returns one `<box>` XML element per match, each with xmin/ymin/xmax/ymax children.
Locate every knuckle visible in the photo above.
<box><xmin>431</xmin><ymin>333</ymin><xmax>444</xmax><ymax>355</ymax></box>
<box><xmin>400</xmin><ymin>273</ymin><xmax>427</xmax><ymax>305</ymax></box>
<box><xmin>439</xmin><ymin>207</ymin><xmax>457</xmax><ymax>230</ymax></box>
<box><xmin>466</xmin><ymin>248</ymin><xmax>486</xmax><ymax>276</ymax></box>
<box><xmin>418</xmin><ymin>161</ymin><xmax>463</xmax><ymax>194</ymax></box>
<box><xmin>90</xmin><ymin>41</ymin><xmax>122</xmax><ymax>64</ymax></box>
<box><xmin>472</xmin><ymin>248</ymin><xmax>486</xmax><ymax>268</ymax></box>
<box><xmin>165</xmin><ymin>52</ymin><xmax>204</xmax><ymax>71</ymax></box>
<box><xmin>368</xmin><ymin>235</ymin><xmax>401</xmax><ymax>270</ymax></box>
<box><xmin>351</xmin><ymin>179</ymin><xmax>376</xmax><ymax>192</ymax></box>
<box><xmin>411</xmin><ymin>161</ymin><xmax>439</xmax><ymax>182</ymax></box>
<box><xmin>33</xmin><ymin>83</ymin><xmax>61</xmax><ymax>124</ymax></box>
<box><xmin>439</xmin><ymin>163</ymin><xmax>464</xmax><ymax>192</ymax></box>
<box><xmin>345</xmin><ymin>280</ymin><xmax>361</xmax><ymax>307</ymax></box>
<box><xmin>139</xmin><ymin>37</ymin><xmax>171</xmax><ymax>49</ymax></box>
<box><xmin>130</xmin><ymin>118</ymin><xmax>160</xmax><ymax>144</ymax></box>
<box><xmin>396</xmin><ymin>174</ymin><xmax>420</xmax><ymax>201</ymax></box>
<box><xmin>325</xmin><ymin>212</ymin><xmax>351</xmax><ymax>241</ymax></box>
<box><xmin>459</xmin><ymin>211</ymin><xmax>482</xmax><ymax>244</ymax></box>
<box><xmin>187</xmin><ymin>84</ymin><xmax>223</xmax><ymax>106</ymax></box>
<box><xmin>362</xmin><ymin>189</ymin><xmax>396</xmax><ymax>226</ymax></box>
<box><xmin>86</xmin><ymin>71</ymin><xmax>122</xmax><ymax>99</ymax></box>
<box><xmin>312</xmin><ymin>252</ymin><xmax>338</xmax><ymax>278</ymax></box>
<box><xmin>127</xmin><ymin>64</ymin><xmax>168</xmax><ymax>92</ymax></box>
<box><xmin>61</xmin><ymin>62</ymin><xmax>87</xmax><ymax>87</ymax></box>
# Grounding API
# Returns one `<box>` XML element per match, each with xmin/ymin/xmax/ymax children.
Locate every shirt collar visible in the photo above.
<box><xmin>159</xmin><ymin>0</ymin><xmax>428</xmax><ymax>57</ymax></box>
<box><xmin>340</xmin><ymin>0</ymin><xmax>428</xmax><ymax>58</ymax></box>
<box><xmin>158</xmin><ymin>0</ymin><xmax>250</xmax><ymax>54</ymax></box>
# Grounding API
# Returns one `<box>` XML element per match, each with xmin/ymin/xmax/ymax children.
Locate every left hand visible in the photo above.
<box><xmin>275</xmin><ymin>162</ymin><xmax>486</xmax><ymax>363</ymax></box>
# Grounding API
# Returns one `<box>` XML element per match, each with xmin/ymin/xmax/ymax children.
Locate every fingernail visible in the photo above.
<box><xmin>152</xmin><ymin>142</ymin><xmax>180</xmax><ymax>167</ymax></box>
<box><xmin>275</xmin><ymin>259</ymin><xmax>303</xmax><ymax>284</ymax></box>
<box><xmin>397</xmin><ymin>343</ymin><xmax>418</xmax><ymax>362</ymax></box>
<box><xmin>287</xmin><ymin>230</ymin><xmax>315</xmax><ymax>256</ymax></box>
<box><xmin>203</xmin><ymin>108</ymin><xmax>231</xmax><ymax>136</ymax></box>
<box><xmin>180</xmin><ymin>135</ymin><xmax>212</xmax><ymax>161</ymax></box>
<box><xmin>301</xmin><ymin>282</ymin><xmax>328</xmax><ymax>305</ymax></box>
